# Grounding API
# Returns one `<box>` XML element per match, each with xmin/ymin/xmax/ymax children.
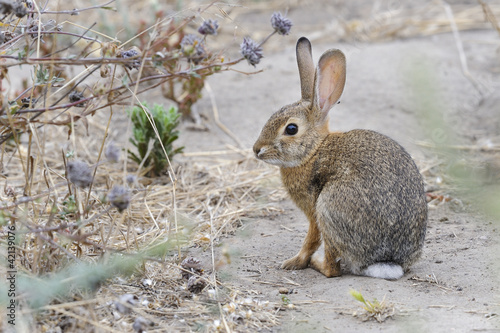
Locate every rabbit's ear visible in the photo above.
<box><xmin>314</xmin><ymin>49</ymin><xmax>346</xmax><ymax>120</ymax></box>
<box><xmin>296</xmin><ymin>37</ymin><xmax>315</xmax><ymax>101</ymax></box>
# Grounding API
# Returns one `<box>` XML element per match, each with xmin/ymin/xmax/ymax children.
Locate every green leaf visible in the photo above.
<box><xmin>281</xmin><ymin>295</ymin><xmax>291</xmax><ymax>305</ymax></box>
<box><xmin>127</xmin><ymin>150</ymin><xmax>141</xmax><ymax>164</ymax></box>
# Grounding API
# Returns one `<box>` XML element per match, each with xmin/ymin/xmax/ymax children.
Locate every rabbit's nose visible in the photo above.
<box><xmin>253</xmin><ymin>144</ymin><xmax>263</xmax><ymax>157</ymax></box>
<box><xmin>253</xmin><ymin>146</ymin><xmax>261</xmax><ymax>157</ymax></box>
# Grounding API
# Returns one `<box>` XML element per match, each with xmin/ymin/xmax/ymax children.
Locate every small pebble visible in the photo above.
<box><xmin>278</xmin><ymin>287</ymin><xmax>290</xmax><ymax>294</ymax></box>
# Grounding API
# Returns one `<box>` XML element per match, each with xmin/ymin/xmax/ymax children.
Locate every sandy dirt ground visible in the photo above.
<box><xmin>169</xmin><ymin>3</ymin><xmax>500</xmax><ymax>331</ymax></box>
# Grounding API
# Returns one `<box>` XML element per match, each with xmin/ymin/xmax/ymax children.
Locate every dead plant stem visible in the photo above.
<box><xmin>205</xmin><ymin>82</ymin><xmax>243</xmax><ymax>148</ymax></box>
<box><xmin>442</xmin><ymin>0</ymin><xmax>481</xmax><ymax>92</ymax></box>
<box><xmin>85</xmin><ymin>106</ymin><xmax>114</xmax><ymax>217</ymax></box>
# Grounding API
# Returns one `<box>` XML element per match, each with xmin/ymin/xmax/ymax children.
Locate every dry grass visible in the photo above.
<box><xmin>339</xmin><ymin>1</ymin><xmax>500</xmax><ymax>42</ymax></box>
<box><xmin>1</xmin><ymin>105</ymin><xmax>287</xmax><ymax>331</ymax></box>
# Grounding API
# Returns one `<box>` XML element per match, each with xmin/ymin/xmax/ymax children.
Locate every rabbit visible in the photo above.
<box><xmin>253</xmin><ymin>37</ymin><xmax>427</xmax><ymax>280</ymax></box>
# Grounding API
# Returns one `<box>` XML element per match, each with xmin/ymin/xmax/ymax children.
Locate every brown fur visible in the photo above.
<box><xmin>253</xmin><ymin>38</ymin><xmax>427</xmax><ymax>279</ymax></box>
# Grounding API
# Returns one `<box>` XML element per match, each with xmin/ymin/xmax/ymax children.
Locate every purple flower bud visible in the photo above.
<box><xmin>120</xmin><ymin>48</ymin><xmax>139</xmax><ymax>58</ymax></box>
<box><xmin>180</xmin><ymin>34</ymin><xmax>207</xmax><ymax>64</ymax></box>
<box><xmin>240</xmin><ymin>37</ymin><xmax>263</xmax><ymax>67</ymax></box>
<box><xmin>118</xmin><ymin>48</ymin><xmax>141</xmax><ymax>70</ymax></box>
<box><xmin>271</xmin><ymin>12</ymin><xmax>292</xmax><ymax>35</ymax></box>
<box><xmin>198</xmin><ymin>19</ymin><xmax>219</xmax><ymax>36</ymax></box>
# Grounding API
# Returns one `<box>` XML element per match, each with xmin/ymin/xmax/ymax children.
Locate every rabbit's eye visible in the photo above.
<box><xmin>285</xmin><ymin>123</ymin><xmax>298</xmax><ymax>135</ymax></box>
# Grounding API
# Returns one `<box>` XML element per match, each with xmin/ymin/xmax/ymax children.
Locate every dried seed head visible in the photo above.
<box><xmin>180</xmin><ymin>34</ymin><xmax>207</xmax><ymax>64</ymax></box>
<box><xmin>0</xmin><ymin>0</ymin><xmax>14</xmax><ymax>15</ymax></box>
<box><xmin>198</xmin><ymin>19</ymin><xmax>219</xmax><ymax>36</ymax></box>
<box><xmin>0</xmin><ymin>30</ymin><xmax>14</xmax><ymax>45</ymax></box>
<box><xmin>126</xmin><ymin>174</ymin><xmax>137</xmax><ymax>185</ymax></box>
<box><xmin>114</xmin><ymin>294</ymin><xmax>138</xmax><ymax>314</ymax></box>
<box><xmin>165</xmin><ymin>293</ymin><xmax>180</xmax><ymax>308</ymax></box>
<box><xmin>187</xmin><ymin>275</ymin><xmax>207</xmax><ymax>294</ymax></box>
<box><xmin>4</xmin><ymin>185</ymin><xmax>15</xmax><ymax>198</ymax></box>
<box><xmin>68</xmin><ymin>91</ymin><xmax>85</xmax><ymax>107</ymax></box>
<box><xmin>20</xmin><ymin>96</ymin><xmax>37</xmax><ymax>109</ymax></box>
<box><xmin>118</xmin><ymin>47</ymin><xmax>141</xmax><ymax>70</ymax></box>
<box><xmin>101</xmin><ymin>42</ymin><xmax>118</xmax><ymax>57</ymax></box>
<box><xmin>107</xmin><ymin>185</ymin><xmax>130</xmax><ymax>212</ymax></box>
<box><xmin>271</xmin><ymin>12</ymin><xmax>292</xmax><ymax>35</ymax></box>
<box><xmin>119</xmin><ymin>48</ymin><xmax>139</xmax><ymax>58</ymax></box>
<box><xmin>66</xmin><ymin>160</ymin><xmax>93</xmax><ymax>188</ymax></box>
<box><xmin>13</xmin><ymin>1</ymin><xmax>27</xmax><ymax>18</ymax></box>
<box><xmin>100</xmin><ymin>64</ymin><xmax>111</xmax><ymax>77</ymax></box>
<box><xmin>28</xmin><ymin>20</ymin><xmax>44</xmax><ymax>40</ymax></box>
<box><xmin>105</xmin><ymin>142</ymin><xmax>120</xmax><ymax>163</ymax></box>
<box><xmin>133</xmin><ymin>317</ymin><xmax>154</xmax><ymax>333</ymax></box>
<box><xmin>180</xmin><ymin>257</ymin><xmax>203</xmax><ymax>280</ymax></box>
<box><xmin>240</xmin><ymin>37</ymin><xmax>263</xmax><ymax>67</ymax></box>
<box><xmin>44</xmin><ymin>19</ymin><xmax>62</xmax><ymax>32</ymax></box>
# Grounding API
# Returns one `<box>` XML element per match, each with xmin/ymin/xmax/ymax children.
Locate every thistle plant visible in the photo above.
<box><xmin>0</xmin><ymin>4</ymin><xmax>293</xmax><ymax>328</ymax></box>
<box><xmin>128</xmin><ymin>102</ymin><xmax>184</xmax><ymax>177</ymax></box>
<box><xmin>0</xmin><ymin>4</ymin><xmax>293</xmax><ymax>142</ymax></box>
<box><xmin>198</xmin><ymin>19</ymin><xmax>219</xmax><ymax>36</ymax></box>
<box><xmin>162</xmin><ymin>11</ymin><xmax>293</xmax><ymax>119</ymax></box>
<box><xmin>240</xmin><ymin>37</ymin><xmax>263</xmax><ymax>67</ymax></box>
<box><xmin>66</xmin><ymin>160</ymin><xmax>93</xmax><ymax>188</ymax></box>
<box><xmin>107</xmin><ymin>185</ymin><xmax>130</xmax><ymax>212</ymax></box>
<box><xmin>271</xmin><ymin>12</ymin><xmax>293</xmax><ymax>36</ymax></box>
<box><xmin>239</xmin><ymin>12</ymin><xmax>292</xmax><ymax>67</ymax></box>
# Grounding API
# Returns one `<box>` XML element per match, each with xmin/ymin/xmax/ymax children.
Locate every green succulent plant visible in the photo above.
<box><xmin>128</xmin><ymin>103</ymin><xmax>184</xmax><ymax>176</ymax></box>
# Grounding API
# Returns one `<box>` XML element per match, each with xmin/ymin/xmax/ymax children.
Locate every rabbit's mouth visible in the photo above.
<box><xmin>260</xmin><ymin>157</ymin><xmax>284</xmax><ymax>166</ymax></box>
<box><xmin>254</xmin><ymin>147</ymin><xmax>280</xmax><ymax>165</ymax></box>
<box><xmin>255</xmin><ymin>149</ymin><xmax>300</xmax><ymax>168</ymax></box>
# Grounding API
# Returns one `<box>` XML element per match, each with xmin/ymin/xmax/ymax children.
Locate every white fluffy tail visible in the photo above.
<box><xmin>362</xmin><ymin>263</ymin><xmax>404</xmax><ymax>280</ymax></box>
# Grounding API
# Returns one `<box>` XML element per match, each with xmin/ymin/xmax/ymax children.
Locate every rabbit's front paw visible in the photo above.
<box><xmin>281</xmin><ymin>254</ymin><xmax>310</xmax><ymax>270</ymax></box>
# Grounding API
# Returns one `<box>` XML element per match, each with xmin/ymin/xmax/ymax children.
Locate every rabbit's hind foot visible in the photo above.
<box><xmin>310</xmin><ymin>255</ymin><xmax>342</xmax><ymax>278</ymax></box>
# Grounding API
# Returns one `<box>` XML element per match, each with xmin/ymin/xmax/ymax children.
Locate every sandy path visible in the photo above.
<box><xmin>182</xmin><ymin>28</ymin><xmax>500</xmax><ymax>332</ymax></box>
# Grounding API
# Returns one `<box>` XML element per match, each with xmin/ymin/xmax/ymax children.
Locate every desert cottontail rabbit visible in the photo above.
<box><xmin>253</xmin><ymin>37</ymin><xmax>427</xmax><ymax>279</ymax></box>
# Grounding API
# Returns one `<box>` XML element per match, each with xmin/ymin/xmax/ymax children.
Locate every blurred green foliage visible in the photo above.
<box><xmin>0</xmin><ymin>238</ymin><xmax>182</xmax><ymax>309</ymax></box>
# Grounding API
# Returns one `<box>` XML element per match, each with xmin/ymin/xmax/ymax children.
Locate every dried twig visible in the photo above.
<box><xmin>479</xmin><ymin>0</ymin><xmax>500</xmax><ymax>36</ymax></box>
